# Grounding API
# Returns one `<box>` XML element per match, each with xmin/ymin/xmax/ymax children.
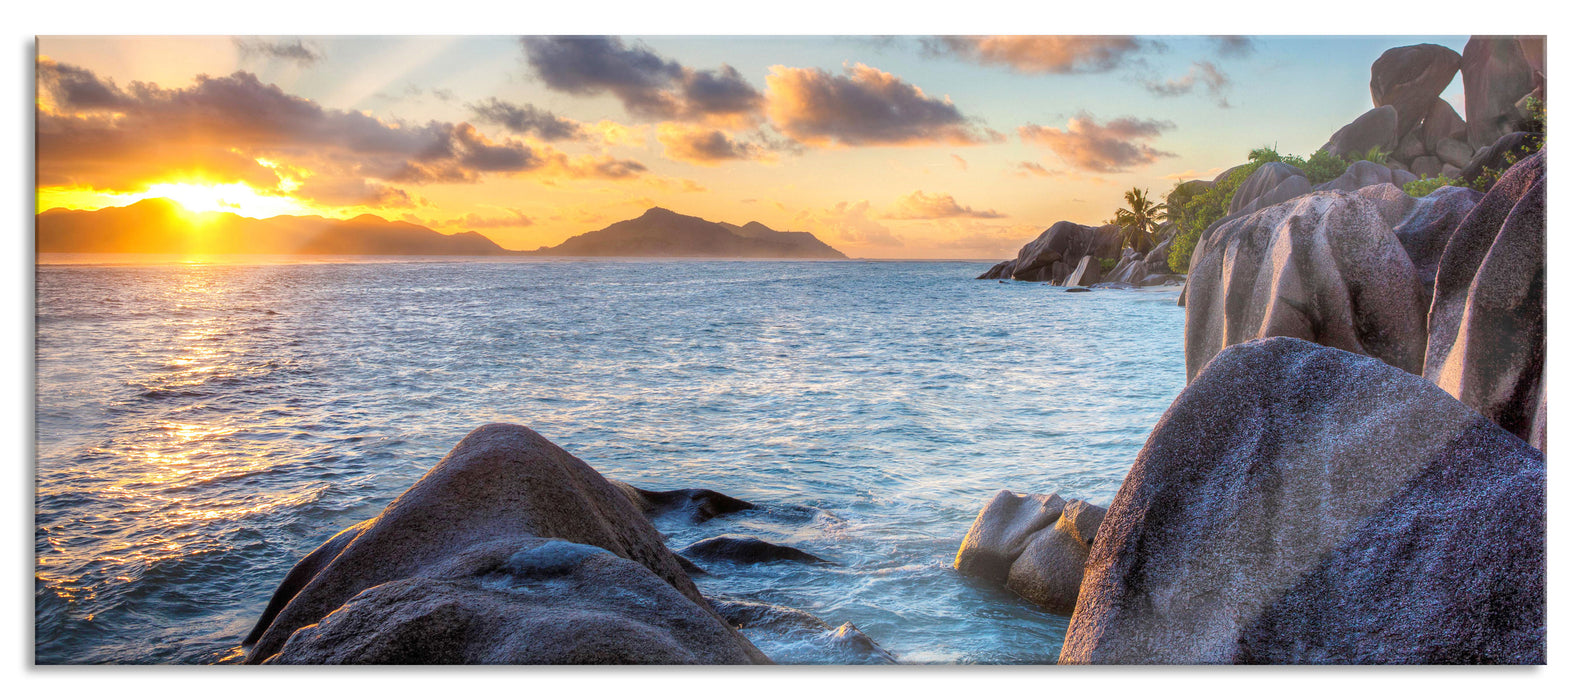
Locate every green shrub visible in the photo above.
<box><xmin>1095</xmin><ymin>257</ymin><xmax>1118</xmax><ymax>274</ymax></box>
<box><xmin>1300</xmin><ymin>148</ymin><xmax>1348</xmax><ymax>184</ymax></box>
<box><xmin>1350</xmin><ymin>145</ymin><xmax>1392</xmax><ymax>164</ymax></box>
<box><xmin>1166</xmin><ymin>164</ymin><xmax>1254</xmax><ymax>274</ymax></box>
<box><xmin>1403</xmin><ymin>175</ymin><xmax>1465</xmax><ymax>197</ymax></box>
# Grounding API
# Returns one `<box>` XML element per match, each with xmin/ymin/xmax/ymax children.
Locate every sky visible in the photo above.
<box><xmin>36</xmin><ymin>34</ymin><xmax>1472</xmax><ymax>259</ymax></box>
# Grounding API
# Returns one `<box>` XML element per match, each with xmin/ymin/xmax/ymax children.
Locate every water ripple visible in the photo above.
<box><xmin>35</xmin><ymin>258</ymin><xmax>1185</xmax><ymax>664</ymax></box>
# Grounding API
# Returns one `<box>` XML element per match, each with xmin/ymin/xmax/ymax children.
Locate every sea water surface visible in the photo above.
<box><xmin>34</xmin><ymin>256</ymin><xmax>1186</xmax><ymax>664</ymax></box>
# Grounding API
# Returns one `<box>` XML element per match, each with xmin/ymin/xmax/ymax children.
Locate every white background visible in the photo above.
<box><xmin>5</xmin><ymin>2</ymin><xmax>1575</xmax><ymax>696</ymax></box>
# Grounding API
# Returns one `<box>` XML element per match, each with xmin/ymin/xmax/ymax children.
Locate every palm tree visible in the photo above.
<box><xmin>1112</xmin><ymin>187</ymin><xmax>1165</xmax><ymax>254</ymax></box>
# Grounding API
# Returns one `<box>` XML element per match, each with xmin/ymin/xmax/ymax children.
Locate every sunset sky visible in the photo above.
<box><xmin>36</xmin><ymin>34</ymin><xmax>1471</xmax><ymax>258</ymax></box>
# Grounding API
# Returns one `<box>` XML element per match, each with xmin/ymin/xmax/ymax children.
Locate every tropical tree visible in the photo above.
<box><xmin>1113</xmin><ymin>187</ymin><xmax>1165</xmax><ymax>253</ymax></box>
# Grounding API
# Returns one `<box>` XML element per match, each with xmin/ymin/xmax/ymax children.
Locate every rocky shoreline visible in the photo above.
<box><xmin>959</xmin><ymin>36</ymin><xmax>1545</xmax><ymax>664</ymax></box>
<box><xmin>238</xmin><ymin>37</ymin><xmax>1544</xmax><ymax>666</ymax></box>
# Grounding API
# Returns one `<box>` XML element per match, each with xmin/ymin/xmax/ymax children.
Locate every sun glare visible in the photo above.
<box><xmin>137</xmin><ymin>183</ymin><xmax>307</xmax><ymax>219</ymax></box>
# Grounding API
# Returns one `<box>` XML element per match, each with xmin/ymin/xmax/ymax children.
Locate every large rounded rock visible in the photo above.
<box><xmin>1425</xmin><ymin>148</ymin><xmax>1545</xmax><ymax>450</ymax></box>
<box><xmin>269</xmin><ymin>539</ymin><xmax>762</xmax><ymax>664</ymax></box>
<box><xmin>1435</xmin><ymin>138</ymin><xmax>1474</xmax><ymax>169</ymax></box>
<box><xmin>1370</xmin><ymin>44</ymin><xmax>1462</xmax><ymax>139</ymax></box>
<box><xmin>1389</xmin><ymin>185</ymin><xmax>1483</xmax><ymax>303</ymax></box>
<box><xmin>1060</xmin><ymin>338</ymin><xmax>1545</xmax><ymax>664</ymax></box>
<box><xmin>1314</xmin><ymin>159</ymin><xmax>1394</xmax><ymax>193</ymax></box>
<box><xmin>977</xmin><ymin>260</ymin><xmax>1015</xmax><ymax>280</ymax></box>
<box><xmin>1420</xmin><ymin>98</ymin><xmax>1468</xmax><ymax>147</ymax></box>
<box><xmin>1462</xmin><ymin>37</ymin><xmax>1543</xmax><ymax>149</ymax></box>
<box><xmin>244</xmin><ymin>423</ymin><xmax>767</xmax><ymax>664</ymax></box>
<box><xmin>1184</xmin><ymin>190</ymin><xmax>1427</xmax><ymax>381</ymax></box>
<box><xmin>1460</xmin><ymin>131</ymin><xmax>1543</xmax><ymax>187</ymax></box>
<box><xmin>1061</xmin><ymin>255</ymin><xmax>1104</xmax><ymax>287</ymax></box>
<box><xmin>995</xmin><ymin>221</ymin><xmax>1123</xmax><ymax>282</ymax></box>
<box><xmin>1004</xmin><ymin>499</ymin><xmax>1106</xmax><ymax>615</ymax></box>
<box><xmin>1228</xmin><ymin>162</ymin><xmax>1309</xmax><ymax>217</ymax></box>
<box><xmin>953</xmin><ymin>490</ymin><xmax>1065</xmax><ymax>584</ymax></box>
<box><xmin>1321</xmin><ymin>106</ymin><xmax>1399</xmax><ymax>160</ymax></box>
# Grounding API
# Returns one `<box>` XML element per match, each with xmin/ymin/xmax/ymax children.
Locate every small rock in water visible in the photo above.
<box><xmin>831</xmin><ymin>622</ymin><xmax>898</xmax><ymax>664</ymax></box>
<box><xmin>680</xmin><ymin>535</ymin><xmax>831</xmax><ymax>565</ymax></box>
<box><xmin>1064</xmin><ymin>287</ymin><xmax>1092</xmax><ymax>293</ymax></box>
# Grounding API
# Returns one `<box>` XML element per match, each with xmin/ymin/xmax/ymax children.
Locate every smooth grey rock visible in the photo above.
<box><xmin>977</xmin><ymin>259</ymin><xmax>1015</xmax><ymax>280</ymax></box>
<box><xmin>1321</xmin><ymin>106</ymin><xmax>1399</xmax><ymax>160</ymax></box>
<box><xmin>1462</xmin><ymin>37</ymin><xmax>1543</xmax><ymax>149</ymax></box>
<box><xmin>1060</xmin><ymin>338</ymin><xmax>1546</xmax><ymax>665</ymax></box>
<box><xmin>1370</xmin><ymin>44</ymin><xmax>1462</xmax><ymax>139</ymax></box>
<box><xmin>1138</xmin><ymin>274</ymin><xmax>1185</xmax><ymax>287</ymax></box>
<box><xmin>245</xmin><ymin>423</ymin><xmax>766</xmax><ymax>664</ymax></box>
<box><xmin>1229</xmin><ymin>162</ymin><xmax>1306</xmax><ymax>216</ymax></box>
<box><xmin>1425</xmin><ymin>148</ymin><xmax>1545</xmax><ymax>450</ymax></box>
<box><xmin>1144</xmin><ymin>226</ymin><xmax>1176</xmax><ymax>274</ymax></box>
<box><xmin>1443</xmin><ymin>164</ymin><xmax>1462</xmax><ymax>179</ymax></box>
<box><xmin>1005</xmin><ymin>499</ymin><xmax>1107</xmax><ymax>615</ymax></box>
<box><xmin>1410</xmin><ymin>155</ymin><xmax>1443</xmax><ymax>178</ymax></box>
<box><xmin>680</xmin><ymin>535</ymin><xmax>831</xmax><ymax>565</ymax></box>
<box><xmin>1001</xmin><ymin>221</ymin><xmax>1123</xmax><ymax>282</ymax></box>
<box><xmin>709</xmin><ymin>597</ymin><xmax>832</xmax><ymax>633</ymax></box>
<box><xmin>615</xmin><ymin>483</ymin><xmax>756</xmax><ymax>524</ymax></box>
<box><xmin>830</xmin><ymin>623</ymin><xmax>899</xmax><ymax>664</ymax></box>
<box><xmin>953</xmin><ymin>490</ymin><xmax>1065</xmax><ymax>584</ymax></box>
<box><xmin>1184</xmin><ymin>190</ymin><xmax>1427</xmax><ymax>380</ymax></box>
<box><xmin>1315</xmin><ymin>160</ymin><xmax>1394</xmax><ymax>193</ymax></box>
<box><xmin>1435</xmin><ymin>138</ymin><xmax>1474</xmax><ymax>169</ymax></box>
<box><xmin>1393</xmin><ymin>169</ymin><xmax>1418</xmax><ymax>189</ymax></box>
<box><xmin>1062</xmin><ymin>255</ymin><xmax>1104</xmax><ymax>287</ymax></box>
<box><xmin>268</xmin><ymin>540</ymin><xmax>762</xmax><ymax>664</ymax></box>
<box><xmin>1421</xmin><ymin>97</ymin><xmax>1468</xmax><ymax>147</ymax></box>
<box><xmin>1392</xmin><ymin>185</ymin><xmax>1483</xmax><ymax>303</ymax></box>
<box><xmin>1396</xmin><ymin>129</ymin><xmax>1426</xmax><ymax>160</ymax></box>
<box><xmin>1460</xmin><ymin>131</ymin><xmax>1543</xmax><ymax>186</ymax></box>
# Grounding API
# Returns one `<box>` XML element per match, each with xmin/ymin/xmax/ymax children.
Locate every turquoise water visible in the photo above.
<box><xmin>34</xmin><ymin>256</ymin><xmax>1186</xmax><ymax>664</ymax></box>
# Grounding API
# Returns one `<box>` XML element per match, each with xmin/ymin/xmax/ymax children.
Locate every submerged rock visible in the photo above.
<box><xmin>244</xmin><ymin>423</ymin><xmax>766</xmax><ymax>664</ymax></box>
<box><xmin>679</xmin><ymin>535</ymin><xmax>831</xmax><ymax>565</ymax></box>
<box><xmin>1184</xmin><ymin>190</ymin><xmax>1427</xmax><ymax>381</ymax></box>
<box><xmin>1004</xmin><ymin>499</ymin><xmax>1106</xmax><ymax>615</ymax></box>
<box><xmin>615</xmin><ymin>483</ymin><xmax>756</xmax><ymax>524</ymax></box>
<box><xmin>1060</xmin><ymin>338</ymin><xmax>1545</xmax><ymax>665</ymax></box>
<box><xmin>1424</xmin><ymin>148</ymin><xmax>1546</xmax><ymax>450</ymax></box>
<box><xmin>708</xmin><ymin>597</ymin><xmax>898</xmax><ymax>664</ymax></box>
<box><xmin>953</xmin><ymin>490</ymin><xmax>1065</xmax><ymax>584</ymax></box>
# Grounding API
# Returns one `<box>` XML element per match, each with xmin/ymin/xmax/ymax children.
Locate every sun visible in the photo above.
<box><xmin>136</xmin><ymin>182</ymin><xmax>308</xmax><ymax>219</ymax></box>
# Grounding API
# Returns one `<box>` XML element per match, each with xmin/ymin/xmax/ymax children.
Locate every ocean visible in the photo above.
<box><xmin>34</xmin><ymin>256</ymin><xmax>1186</xmax><ymax>664</ymax></box>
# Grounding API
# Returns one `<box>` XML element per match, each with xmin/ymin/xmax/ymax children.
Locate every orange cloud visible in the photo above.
<box><xmin>1018</xmin><ymin>113</ymin><xmax>1177</xmax><ymax>172</ymax></box>
<box><xmin>928</xmin><ymin>36</ymin><xmax>1156</xmax><ymax>74</ymax></box>
<box><xmin>882</xmin><ymin>190</ymin><xmax>1007</xmax><ymax>219</ymax></box>
<box><xmin>35</xmin><ymin>59</ymin><xmax>649</xmax><ymax>208</ymax></box>
<box><xmin>766</xmin><ymin>63</ymin><xmax>1001</xmax><ymax>148</ymax></box>
<box><xmin>656</xmin><ymin>123</ymin><xmax>777</xmax><ymax>166</ymax></box>
<box><xmin>791</xmin><ymin>200</ymin><xmax>902</xmax><ymax>248</ymax></box>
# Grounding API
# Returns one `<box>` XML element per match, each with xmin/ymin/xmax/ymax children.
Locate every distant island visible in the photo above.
<box><xmin>35</xmin><ymin>200</ymin><xmax>848</xmax><ymax>259</ymax></box>
<box><xmin>529</xmin><ymin>207</ymin><xmax>846</xmax><ymax>259</ymax></box>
